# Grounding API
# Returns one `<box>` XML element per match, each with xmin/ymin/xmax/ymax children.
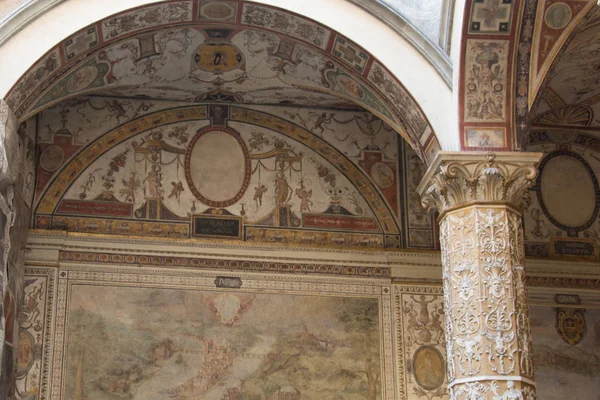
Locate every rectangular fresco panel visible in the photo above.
<box><xmin>464</xmin><ymin>39</ymin><xmax>509</xmax><ymax>123</ymax></box>
<box><xmin>63</xmin><ymin>284</ymin><xmax>383</xmax><ymax>400</ymax></box>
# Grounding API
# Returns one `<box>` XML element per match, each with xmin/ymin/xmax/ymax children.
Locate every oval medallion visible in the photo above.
<box><xmin>67</xmin><ymin>65</ymin><xmax>99</xmax><ymax>93</ymax></box>
<box><xmin>16</xmin><ymin>330</ymin><xmax>36</xmax><ymax>375</ymax></box>
<box><xmin>370</xmin><ymin>162</ymin><xmax>394</xmax><ymax>188</ymax></box>
<box><xmin>185</xmin><ymin>126</ymin><xmax>250</xmax><ymax>207</ymax></box>
<box><xmin>194</xmin><ymin>43</ymin><xmax>244</xmax><ymax>73</ymax></box>
<box><xmin>538</xmin><ymin>152</ymin><xmax>600</xmax><ymax>231</ymax></box>
<box><xmin>413</xmin><ymin>346</ymin><xmax>445</xmax><ymax>391</ymax></box>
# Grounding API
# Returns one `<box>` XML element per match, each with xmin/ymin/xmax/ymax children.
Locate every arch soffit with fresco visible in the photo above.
<box><xmin>0</xmin><ymin>0</ymin><xmax>448</xmax><ymax>164</ymax></box>
<box><xmin>527</xmin><ymin>3</ymin><xmax>600</xmax><ymax>137</ymax></box>
<box><xmin>457</xmin><ymin>0</ymin><xmax>597</xmax><ymax>151</ymax></box>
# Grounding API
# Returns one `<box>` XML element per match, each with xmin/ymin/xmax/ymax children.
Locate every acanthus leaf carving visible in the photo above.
<box><xmin>417</xmin><ymin>152</ymin><xmax>543</xmax><ymax>215</ymax></box>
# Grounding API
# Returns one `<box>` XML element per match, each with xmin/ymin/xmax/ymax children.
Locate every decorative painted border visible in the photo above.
<box><xmin>526</xmin><ymin>276</ymin><xmax>600</xmax><ymax>290</ymax></box>
<box><xmin>394</xmin><ymin>284</ymin><xmax>446</xmax><ymax>399</ymax></box>
<box><xmin>459</xmin><ymin>0</ymin><xmax>518</xmax><ymax>151</ymax></box>
<box><xmin>57</xmin><ymin>250</ymin><xmax>391</xmax><ymax>278</ymax></box>
<box><xmin>184</xmin><ymin>125</ymin><xmax>251</xmax><ymax>208</ymax></box>
<box><xmin>22</xmin><ymin>267</ymin><xmax>58</xmax><ymax>400</ymax></box>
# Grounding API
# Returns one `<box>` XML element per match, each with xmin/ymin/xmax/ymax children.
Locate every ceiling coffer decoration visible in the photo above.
<box><xmin>4</xmin><ymin>0</ymin><xmax>439</xmax><ymax>163</ymax></box>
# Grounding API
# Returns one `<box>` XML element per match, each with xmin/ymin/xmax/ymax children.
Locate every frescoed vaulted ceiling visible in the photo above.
<box><xmin>6</xmin><ymin>0</ymin><xmax>440</xmax><ymax>162</ymax></box>
<box><xmin>532</xmin><ymin>7</ymin><xmax>600</xmax><ymax>134</ymax></box>
<box><xmin>1</xmin><ymin>0</ymin><xmax>447</xmax><ymax>253</ymax></box>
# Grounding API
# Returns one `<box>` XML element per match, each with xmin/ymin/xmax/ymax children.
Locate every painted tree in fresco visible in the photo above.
<box><xmin>66</xmin><ymin>308</ymin><xmax>110</xmax><ymax>399</ymax></box>
<box><xmin>334</xmin><ymin>299</ymin><xmax>381</xmax><ymax>400</ymax></box>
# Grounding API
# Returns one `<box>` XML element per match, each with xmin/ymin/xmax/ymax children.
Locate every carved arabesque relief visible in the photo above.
<box><xmin>418</xmin><ymin>152</ymin><xmax>542</xmax><ymax>400</ymax></box>
<box><xmin>441</xmin><ymin>206</ymin><xmax>537</xmax><ymax>399</ymax></box>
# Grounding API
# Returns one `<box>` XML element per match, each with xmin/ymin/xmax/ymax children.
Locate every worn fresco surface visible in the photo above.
<box><xmin>16</xmin><ymin>266</ymin><xmax>397</xmax><ymax>400</ymax></box>
<box><xmin>530</xmin><ymin>306</ymin><xmax>600</xmax><ymax>400</ymax></box>
<box><xmin>394</xmin><ymin>285</ymin><xmax>446</xmax><ymax>400</ymax></box>
<box><xmin>64</xmin><ymin>286</ymin><xmax>381</xmax><ymax>400</ymax></box>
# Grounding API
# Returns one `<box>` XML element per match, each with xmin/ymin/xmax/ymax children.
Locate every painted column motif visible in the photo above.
<box><xmin>417</xmin><ymin>152</ymin><xmax>542</xmax><ymax>400</ymax></box>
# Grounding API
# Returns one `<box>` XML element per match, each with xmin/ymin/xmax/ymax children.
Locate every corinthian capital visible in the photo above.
<box><xmin>417</xmin><ymin>152</ymin><xmax>542</xmax><ymax>215</ymax></box>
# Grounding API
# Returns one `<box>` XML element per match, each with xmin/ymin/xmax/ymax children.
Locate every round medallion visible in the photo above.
<box><xmin>370</xmin><ymin>162</ymin><xmax>394</xmax><ymax>188</ymax></box>
<box><xmin>194</xmin><ymin>43</ymin><xmax>244</xmax><ymax>73</ymax></box>
<box><xmin>545</xmin><ymin>3</ymin><xmax>572</xmax><ymax>30</ymax></box>
<box><xmin>185</xmin><ymin>126</ymin><xmax>251</xmax><ymax>207</ymax></box>
<box><xmin>40</xmin><ymin>145</ymin><xmax>65</xmax><ymax>172</ymax></box>
<box><xmin>413</xmin><ymin>346</ymin><xmax>445</xmax><ymax>391</ymax></box>
<box><xmin>538</xmin><ymin>151</ymin><xmax>600</xmax><ymax>231</ymax></box>
<box><xmin>66</xmin><ymin>65</ymin><xmax>99</xmax><ymax>93</ymax></box>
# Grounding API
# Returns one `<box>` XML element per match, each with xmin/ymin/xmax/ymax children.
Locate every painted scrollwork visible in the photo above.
<box><xmin>395</xmin><ymin>285</ymin><xmax>447</xmax><ymax>399</ymax></box>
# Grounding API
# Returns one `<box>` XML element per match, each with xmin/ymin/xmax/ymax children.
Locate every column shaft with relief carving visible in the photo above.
<box><xmin>417</xmin><ymin>152</ymin><xmax>542</xmax><ymax>400</ymax></box>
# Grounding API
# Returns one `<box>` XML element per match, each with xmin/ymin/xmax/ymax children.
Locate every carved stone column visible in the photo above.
<box><xmin>417</xmin><ymin>152</ymin><xmax>542</xmax><ymax>400</ymax></box>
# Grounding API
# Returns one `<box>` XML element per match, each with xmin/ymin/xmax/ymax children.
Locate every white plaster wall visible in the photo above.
<box><xmin>0</xmin><ymin>0</ymin><xmax>460</xmax><ymax>150</ymax></box>
<box><xmin>448</xmin><ymin>0</ymin><xmax>466</xmax><ymax>152</ymax></box>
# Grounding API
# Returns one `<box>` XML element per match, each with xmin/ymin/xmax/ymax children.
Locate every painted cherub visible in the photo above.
<box><xmin>168</xmin><ymin>181</ymin><xmax>185</xmax><ymax>202</ymax></box>
<box><xmin>295</xmin><ymin>181</ymin><xmax>313</xmax><ymax>213</ymax></box>
<box><xmin>253</xmin><ymin>184</ymin><xmax>268</xmax><ymax>210</ymax></box>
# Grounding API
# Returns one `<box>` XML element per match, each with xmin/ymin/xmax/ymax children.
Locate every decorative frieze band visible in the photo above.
<box><xmin>57</xmin><ymin>250</ymin><xmax>391</xmax><ymax>278</ymax></box>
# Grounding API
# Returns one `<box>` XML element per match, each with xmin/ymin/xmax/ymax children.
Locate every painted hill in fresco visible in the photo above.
<box><xmin>64</xmin><ymin>286</ymin><xmax>381</xmax><ymax>400</ymax></box>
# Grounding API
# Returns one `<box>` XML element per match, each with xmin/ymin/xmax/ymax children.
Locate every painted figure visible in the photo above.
<box><xmin>168</xmin><ymin>181</ymin><xmax>185</xmax><ymax>202</ymax></box>
<box><xmin>144</xmin><ymin>166</ymin><xmax>163</xmax><ymax>198</ymax></box>
<box><xmin>274</xmin><ymin>172</ymin><xmax>291</xmax><ymax>206</ymax></box>
<box><xmin>120</xmin><ymin>172</ymin><xmax>141</xmax><ymax>203</ymax></box>
<box><xmin>253</xmin><ymin>184</ymin><xmax>268</xmax><ymax>209</ymax></box>
<box><xmin>295</xmin><ymin>181</ymin><xmax>313</xmax><ymax>212</ymax></box>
